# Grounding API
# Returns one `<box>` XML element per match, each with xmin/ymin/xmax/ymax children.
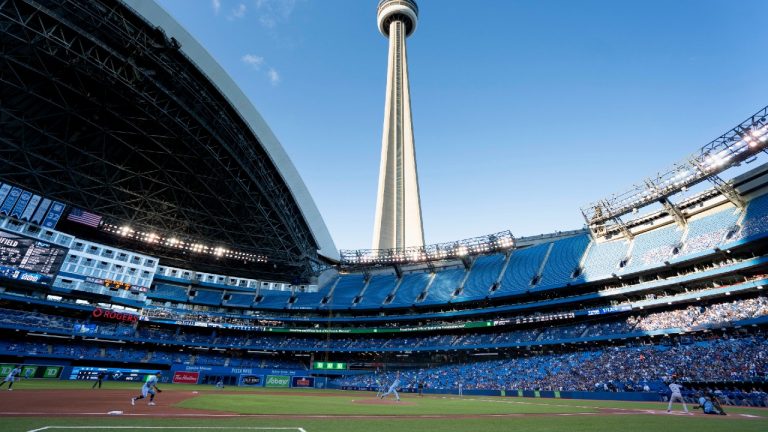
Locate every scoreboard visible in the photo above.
<box><xmin>0</xmin><ymin>229</ymin><xmax>67</xmax><ymax>285</ymax></box>
<box><xmin>85</xmin><ymin>276</ymin><xmax>148</xmax><ymax>293</ymax></box>
<box><xmin>69</xmin><ymin>366</ymin><xmax>159</xmax><ymax>382</ymax></box>
<box><xmin>313</xmin><ymin>362</ymin><xmax>347</xmax><ymax>370</ymax></box>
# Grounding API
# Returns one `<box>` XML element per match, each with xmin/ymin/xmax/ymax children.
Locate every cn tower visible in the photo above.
<box><xmin>372</xmin><ymin>0</ymin><xmax>425</xmax><ymax>251</ymax></box>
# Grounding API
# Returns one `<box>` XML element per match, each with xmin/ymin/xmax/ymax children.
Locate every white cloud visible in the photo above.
<box><xmin>228</xmin><ymin>3</ymin><xmax>246</xmax><ymax>20</ymax></box>
<box><xmin>211</xmin><ymin>0</ymin><xmax>221</xmax><ymax>15</ymax></box>
<box><xmin>254</xmin><ymin>0</ymin><xmax>297</xmax><ymax>28</ymax></box>
<box><xmin>267</xmin><ymin>68</ymin><xmax>280</xmax><ymax>86</ymax></box>
<box><xmin>241</xmin><ymin>54</ymin><xmax>265</xmax><ymax>70</ymax></box>
<box><xmin>241</xmin><ymin>55</ymin><xmax>280</xmax><ymax>86</ymax></box>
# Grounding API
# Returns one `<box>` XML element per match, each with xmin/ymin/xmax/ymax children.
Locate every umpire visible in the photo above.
<box><xmin>92</xmin><ymin>372</ymin><xmax>106</xmax><ymax>389</ymax></box>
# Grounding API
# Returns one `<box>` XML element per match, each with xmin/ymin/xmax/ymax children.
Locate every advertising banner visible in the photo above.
<box><xmin>0</xmin><ymin>364</ymin><xmax>60</xmax><ymax>379</ymax></box>
<box><xmin>239</xmin><ymin>375</ymin><xmax>263</xmax><ymax>387</ymax></box>
<box><xmin>291</xmin><ymin>376</ymin><xmax>314</xmax><ymax>388</ymax></box>
<box><xmin>43</xmin><ymin>366</ymin><xmax>62</xmax><ymax>379</ymax></box>
<box><xmin>21</xmin><ymin>365</ymin><xmax>37</xmax><ymax>379</ymax></box>
<box><xmin>265</xmin><ymin>375</ymin><xmax>290</xmax><ymax>388</ymax></box>
<box><xmin>172</xmin><ymin>371</ymin><xmax>200</xmax><ymax>384</ymax></box>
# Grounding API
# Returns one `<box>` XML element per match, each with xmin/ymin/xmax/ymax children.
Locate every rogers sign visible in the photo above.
<box><xmin>92</xmin><ymin>307</ymin><xmax>138</xmax><ymax>323</ymax></box>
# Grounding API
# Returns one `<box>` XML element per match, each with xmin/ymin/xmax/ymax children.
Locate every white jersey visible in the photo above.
<box><xmin>143</xmin><ymin>375</ymin><xmax>159</xmax><ymax>389</ymax></box>
<box><xmin>668</xmin><ymin>383</ymin><xmax>682</xmax><ymax>395</ymax></box>
<box><xmin>4</xmin><ymin>367</ymin><xmax>20</xmax><ymax>381</ymax></box>
<box><xmin>389</xmin><ymin>378</ymin><xmax>400</xmax><ymax>390</ymax></box>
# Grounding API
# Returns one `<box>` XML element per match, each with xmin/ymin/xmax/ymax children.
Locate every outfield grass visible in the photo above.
<box><xmin>3</xmin><ymin>415</ymin><xmax>767</xmax><ymax>432</ymax></box>
<box><xmin>1</xmin><ymin>381</ymin><xmax>766</xmax><ymax>432</ymax></box>
<box><xmin>176</xmin><ymin>392</ymin><xmax>598</xmax><ymax>415</ymax></box>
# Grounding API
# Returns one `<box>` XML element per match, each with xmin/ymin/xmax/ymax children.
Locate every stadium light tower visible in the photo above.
<box><xmin>372</xmin><ymin>0</ymin><xmax>425</xmax><ymax>251</ymax></box>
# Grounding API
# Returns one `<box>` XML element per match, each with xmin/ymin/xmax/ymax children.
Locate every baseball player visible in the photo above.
<box><xmin>0</xmin><ymin>365</ymin><xmax>22</xmax><ymax>391</ymax></box>
<box><xmin>374</xmin><ymin>376</ymin><xmax>385</xmax><ymax>398</ymax></box>
<box><xmin>92</xmin><ymin>372</ymin><xmax>105</xmax><ymax>389</ymax></box>
<box><xmin>131</xmin><ymin>372</ymin><xmax>163</xmax><ymax>406</ymax></box>
<box><xmin>667</xmin><ymin>380</ymin><xmax>688</xmax><ymax>413</ymax></box>
<box><xmin>379</xmin><ymin>371</ymin><xmax>401</xmax><ymax>401</ymax></box>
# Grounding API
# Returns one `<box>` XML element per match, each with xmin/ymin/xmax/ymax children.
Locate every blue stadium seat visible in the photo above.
<box><xmin>256</xmin><ymin>290</ymin><xmax>293</xmax><ymax>310</ymax></box>
<box><xmin>291</xmin><ymin>291</ymin><xmax>327</xmax><ymax>310</ymax></box>
<box><xmin>420</xmin><ymin>268</ymin><xmax>465</xmax><ymax>305</ymax></box>
<box><xmin>624</xmin><ymin>223</ymin><xmax>683</xmax><ymax>271</ymax></box>
<box><xmin>387</xmin><ymin>272</ymin><xmax>431</xmax><ymax>307</ymax></box>
<box><xmin>355</xmin><ymin>274</ymin><xmax>397</xmax><ymax>309</ymax></box>
<box><xmin>493</xmin><ymin>243</ymin><xmax>550</xmax><ymax>296</ymax></box>
<box><xmin>327</xmin><ymin>274</ymin><xmax>366</xmax><ymax>310</ymax></box>
<box><xmin>223</xmin><ymin>292</ymin><xmax>256</xmax><ymax>307</ymax></box>
<box><xmin>148</xmin><ymin>283</ymin><xmax>188</xmax><ymax>302</ymax></box>
<box><xmin>735</xmin><ymin>193</ymin><xmax>768</xmax><ymax>241</ymax></box>
<box><xmin>578</xmin><ymin>238</ymin><xmax>630</xmax><ymax>281</ymax></box>
<box><xmin>454</xmin><ymin>254</ymin><xmax>506</xmax><ymax>302</ymax></box>
<box><xmin>189</xmin><ymin>289</ymin><xmax>222</xmax><ymax>306</ymax></box>
<box><xmin>683</xmin><ymin>206</ymin><xmax>741</xmax><ymax>255</ymax></box>
<box><xmin>537</xmin><ymin>235</ymin><xmax>590</xmax><ymax>289</ymax></box>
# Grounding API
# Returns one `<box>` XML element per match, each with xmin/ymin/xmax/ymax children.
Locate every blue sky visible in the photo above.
<box><xmin>155</xmin><ymin>0</ymin><xmax>768</xmax><ymax>251</ymax></box>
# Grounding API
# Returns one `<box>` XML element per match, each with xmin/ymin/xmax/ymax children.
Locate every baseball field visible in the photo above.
<box><xmin>0</xmin><ymin>381</ymin><xmax>765</xmax><ymax>432</ymax></box>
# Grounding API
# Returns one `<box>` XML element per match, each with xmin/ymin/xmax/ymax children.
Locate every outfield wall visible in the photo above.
<box><xmin>168</xmin><ymin>364</ymin><xmax>321</xmax><ymax>388</ymax></box>
<box><xmin>336</xmin><ymin>385</ymin><xmax>660</xmax><ymax>402</ymax></box>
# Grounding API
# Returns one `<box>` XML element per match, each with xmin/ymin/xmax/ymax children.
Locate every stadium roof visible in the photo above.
<box><xmin>0</xmin><ymin>0</ymin><xmax>338</xmax><ymax>279</ymax></box>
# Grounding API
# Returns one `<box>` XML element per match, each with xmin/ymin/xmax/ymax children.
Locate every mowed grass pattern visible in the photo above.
<box><xmin>3</xmin><ymin>415</ymin><xmax>768</xmax><ymax>432</ymax></box>
<box><xmin>0</xmin><ymin>381</ymin><xmax>767</xmax><ymax>432</ymax></box>
<box><xmin>176</xmin><ymin>393</ymin><xmax>597</xmax><ymax>415</ymax></box>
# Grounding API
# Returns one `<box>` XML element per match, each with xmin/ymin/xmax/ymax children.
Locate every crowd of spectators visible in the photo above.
<box><xmin>0</xmin><ymin>339</ymin><xmax>306</xmax><ymax>369</ymax></box>
<box><xmin>2</xmin><ymin>296</ymin><xmax>767</xmax><ymax>352</ymax></box>
<box><xmin>332</xmin><ymin>333</ymin><xmax>768</xmax><ymax>402</ymax></box>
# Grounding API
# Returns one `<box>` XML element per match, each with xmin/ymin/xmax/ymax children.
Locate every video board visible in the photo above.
<box><xmin>0</xmin><ymin>229</ymin><xmax>67</xmax><ymax>285</ymax></box>
<box><xmin>68</xmin><ymin>366</ymin><xmax>160</xmax><ymax>382</ymax></box>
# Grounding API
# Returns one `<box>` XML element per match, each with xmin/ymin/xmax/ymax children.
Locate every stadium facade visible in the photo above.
<box><xmin>0</xmin><ymin>0</ymin><xmax>766</xmax><ymax>399</ymax></box>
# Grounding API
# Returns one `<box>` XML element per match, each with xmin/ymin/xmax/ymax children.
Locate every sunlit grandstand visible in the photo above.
<box><xmin>0</xmin><ymin>0</ymin><xmax>767</xmax><ymax>431</ymax></box>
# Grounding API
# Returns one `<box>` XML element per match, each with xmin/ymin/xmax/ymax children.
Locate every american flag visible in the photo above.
<box><xmin>67</xmin><ymin>207</ymin><xmax>102</xmax><ymax>228</ymax></box>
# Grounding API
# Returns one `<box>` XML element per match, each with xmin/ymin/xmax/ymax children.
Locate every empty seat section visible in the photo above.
<box><xmin>355</xmin><ymin>274</ymin><xmax>397</xmax><ymax>309</ymax></box>
<box><xmin>736</xmin><ymin>193</ymin><xmax>768</xmax><ymax>240</ymax></box>
<box><xmin>292</xmin><ymin>291</ymin><xmax>327</xmax><ymax>309</ymax></box>
<box><xmin>223</xmin><ymin>292</ymin><xmax>255</xmax><ymax>307</ymax></box>
<box><xmin>256</xmin><ymin>290</ymin><xmax>292</xmax><ymax>310</ymax></box>
<box><xmin>683</xmin><ymin>206</ymin><xmax>741</xmax><ymax>254</ymax></box>
<box><xmin>494</xmin><ymin>244</ymin><xmax>549</xmax><ymax>295</ymax></box>
<box><xmin>148</xmin><ymin>283</ymin><xmax>188</xmax><ymax>302</ymax></box>
<box><xmin>454</xmin><ymin>254</ymin><xmax>505</xmax><ymax>302</ymax></box>
<box><xmin>578</xmin><ymin>239</ymin><xmax>629</xmax><ymax>281</ymax></box>
<box><xmin>388</xmin><ymin>273</ymin><xmax>431</xmax><ymax>307</ymax></box>
<box><xmin>420</xmin><ymin>268</ymin><xmax>465</xmax><ymax>305</ymax></box>
<box><xmin>328</xmin><ymin>274</ymin><xmax>366</xmax><ymax>309</ymax></box>
<box><xmin>626</xmin><ymin>224</ymin><xmax>683</xmax><ymax>270</ymax></box>
<box><xmin>189</xmin><ymin>289</ymin><xmax>222</xmax><ymax>306</ymax></box>
<box><xmin>537</xmin><ymin>235</ymin><xmax>590</xmax><ymax>288</ymax></box>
